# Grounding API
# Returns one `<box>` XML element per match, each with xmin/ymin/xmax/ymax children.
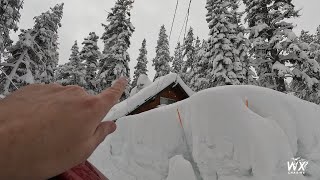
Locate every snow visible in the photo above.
<box><xmin>252</xmin><ymin>23</ymin><xmax>268</xmax><ymax>38</ymax></box>
<box><xmin>166</xmin><ymin>155</ymin><xmax>196</xmax><ymax>180</ymax></box>
<box><xmin>130</xmin><ymin>74</ymin><xmax>152</xmax><ymax>96</ymax></box>
<box><xmin>272</xmin><ymin>61</ymin><xmax>292</xmax><ymax>77</ymax></box>
<box><xmin>104</xmin><ymin>73</ymin><xmax>194</xmax><ymax>121</ymax></box>
<box><xmin>90</xmin><ymin>85</ymin><xmax>320</xmax><ymax>180</ymax></box>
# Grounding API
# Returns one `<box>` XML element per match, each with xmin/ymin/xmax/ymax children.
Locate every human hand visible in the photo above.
<box><xmin>0</xmin><ymin>78</ymin><xmax>127</xmax><ymax>180</ymax></box>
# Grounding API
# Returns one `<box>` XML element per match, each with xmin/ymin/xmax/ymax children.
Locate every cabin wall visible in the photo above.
<box><xmin>129</xmin><ymin>84</ymin><xmax>189</xmax><ymax>116</ymax></box>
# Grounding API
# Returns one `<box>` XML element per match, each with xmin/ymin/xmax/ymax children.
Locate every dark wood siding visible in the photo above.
<box><xmin>129</xmin><ymin>83</ymin><xmax>189</xmax><ymax>116</ymax></box>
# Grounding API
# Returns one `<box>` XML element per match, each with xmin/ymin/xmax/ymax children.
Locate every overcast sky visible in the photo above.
<box><xmin>12</xmin><ymin>0</ymin><xmax>320</xmax><ymax>79</ymax></box>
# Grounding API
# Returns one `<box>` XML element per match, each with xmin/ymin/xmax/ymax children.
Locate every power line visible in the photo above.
<box><xmin>169</xmin><ymin>0</ymin><xmax>179</xmax><ymax>42</ymax></box>
<box><xmin>178</xmin><ymin>0</ymin><xmax>193</xmax><ymax>42</ymax></box>
<box><xmin>178</xmin><ymin>12</ymin><xmax>188</xmax><ymax>42</ymax></box>
<box><xmin>183</xmin><ymin>0</ymin><xmax>193</xmax><ymax>39</ymax></box>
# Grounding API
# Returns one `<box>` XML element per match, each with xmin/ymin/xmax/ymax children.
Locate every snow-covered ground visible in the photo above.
<box><xmin>90</xmin><ymin>85</ymin><xmax>320</xmax><ymax>180</ymax></box>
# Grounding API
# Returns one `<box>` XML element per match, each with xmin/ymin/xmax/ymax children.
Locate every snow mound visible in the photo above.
<box><xmin>130</xmin><ymin>74</ymin><xmax>152</xmax><ymax>97</ymax></box>
<box><xmin>90</xmin><ymin>85</ymin><xmax>320</xmax><ymax>180</ymax></box>
<box><xmin>166</xmin><ymin>155</ymin><xmax>196</xmax><ymax>180</ymax></box>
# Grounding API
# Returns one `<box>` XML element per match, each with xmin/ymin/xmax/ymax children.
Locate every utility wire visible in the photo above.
<box><xmin>178</xmin><ymin>0</ymin><xmax>193</xmax><ymax>42</ymax></box>
<box><xmin>178</xmin><ymin>13</ymin><xmax>188</xmax><ymax>42</ymax></box>
<box><xmin>183</xmin><ymin>0</ymin><xmax>193</xmax><ymax>39</ymax></box>
<box><xmin>169</xmin><ymin>0</ymin><xmax>179</xmax><ymax>42</ymax></box>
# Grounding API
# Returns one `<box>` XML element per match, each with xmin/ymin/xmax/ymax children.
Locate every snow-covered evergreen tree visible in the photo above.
<box><xmin>55</xmin><ymin>41</ymin><xmax>86</xmax><ymax>86</ymax></box>
<box><xmin>98</xmin><ymin>0</ymin><xmax>135</xmax><ymax>98</ymax></box>
<box><xmin>186</xmin><ymin>37</ymin><xmax>201</xmax><ymax>86</ymax></box>
<box><xmin>0</xmin><ymin>3</ymin><xmax>64</xmax><ymax>94</ymax></box>
<box><xmin>315</xmin><ymin>25</ymin><xmax>320</xmax><ymax>44</ymax></box>
<box><xmin>311</xmin><ymin>26</ymin><xmax>320</xmax><ymax>64</ymax></box>
<box><xmin>132</xmin><ymin>39</ymin><xmax>148</xmax><ymax>88</ymax></box>
<box><xmin>205</xmin><ymin>0</ymin><xmax>247</xmax><ymax>87</ymax></box>
<box><xmin>0</xmin><ymin>0</ymin><xmax>23</xmax><ymax>62</ymax></box>
<box><xmin>243</xmin><ymin>0</ymin><xmax>299</xmax><ymax>92</ymax></box>
<box><xmin>80</xmin><ymin>32</ymin><xmax>101</xmax><ymax>93</ymax></box>
<box><xmin>172</xmin><ymin>42</ymin><xmax>183</xmax><ymax>74</ymax></box>
<box><xmin>299</xmin><ymin>30</ymin><xmax>315</xmax><ymax>44</ymax></box>
<box><xmin>33</xmin><ymin>3</ymin><xmax>64</xmax><ymax>83</ymax></box>
<box><xmin>54</xmin><ymin>64</ymin><xmax>71</xmax><ymax>86</ymax></box>
<box><xmin>69</xmin><ymin>41</ymin><xmax>82</xmax><ymax>70</ymax></box>
<box><xmin>298</xmin><ymin>27</ymin><xmax>320</xmax><ymax>65</ymax></box>
<box><xmin>189</xmin><ymin>40</ymin><xmax>210</xmax><ymax>91</ymax></box>
<box><xmin>181</xmin><ymin>27</ymin><xmax>195</xmax><ymax>74</ymax></box>
<box><xmin>290</xmin><ymin>43</ymin><xmax>320</xmax><ymax>104</ymax></box>
<box><xmin>232</xmin><ymin>17</ymin><xmax>253</xmax><ymax>86</ymax></box>
<box><xmin>153</xmin><ymin>25</ymin><xmax>171</xmax><ymax>81</ymax></box>
<box><xmin>310</xmin><ymin>42</ymin><xmax>320</xmax><ymax>65</ymax></box>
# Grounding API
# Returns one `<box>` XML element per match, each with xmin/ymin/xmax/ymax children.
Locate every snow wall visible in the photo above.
<box><xmin>90</xmin><ymin>85</ymin><xmax>320</xmax><ymax>180</ymax></box>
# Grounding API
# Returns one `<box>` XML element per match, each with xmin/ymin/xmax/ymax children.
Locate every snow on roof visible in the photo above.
<box><xmin>104</xmin><ymin>73</ymin><xmax>194</xmax><ymax>121</ymax></box>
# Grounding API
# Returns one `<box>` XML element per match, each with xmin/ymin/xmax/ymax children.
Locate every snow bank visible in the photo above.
<box><xmin>90</xmin><ymin>86</ymin><xmax>320</xmax><ymax>180</ymax></box>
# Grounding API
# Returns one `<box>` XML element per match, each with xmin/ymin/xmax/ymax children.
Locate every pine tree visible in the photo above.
<box><xmin>54</xmin><ymin>64</ymin><xmax>71</xmax><ymax>86</ymax></box>
<box><xmin>172</xmin><ymin>42</ymin><xmax>183</xmax><ymax>74</ymax></box>
<box><xmin>153</xmin><ymin>25</ymin><xmax>171</xmax><ymax>80</ymax></box>
<box><xmin>0</xmin><ymin>3</ymin><xmax>64</xmax><ymax>94</ymax></box>
<box><xmin>55</xmin><ymin>41</ymin><xmax>85</xmax><ymax>86</ymax></box>
<box><xmin>33</xmin><ymin>3</ymin><xmax>64</xmax><ymax>83</ymax></box>
<box><xmin>189</xmin><ymin>40</ymin><xmax>210</xmax><ymax>91</ymax></box>
<box><xmin>299</xmin><ymin>30</ymin><xmax>315</xmax><ymax>44</ymax></box>
<box><xmin>289</xmin><ymin>26</ymin><xmax>320</xmax><ymax>104</ymax></box>
<box><xmin>243</xmin><ymin>0</ymin><xmax>299</xmax><ymax>92</ymax></box>
<box><xmin>69</xmin><ymin>41</ymin><xmax>81</xmax><ymax>67</ymax></box>
<box><xmin>182</xmin><ymin>27</ymin><xmax>196</xmax><ymax>74</ymax></box>
<box><xmin>0</xmin><ymin>0</ymin><xmax>23</xmax><ymax>62</ymax></box>
<box><xmin>187</xmin><ymin>37</ymin><xmax>201</xmax><ymax>86</ymax></box>
<box><xmin>79</xmin><ymin>32</ymin><xmax>101</xmax><ymax>93</ymax></box>
<box><xmin>311</xmin><ymin>26</ymin><xmax>320</xmax><ymax>64</ymax></box>
<box><xmin>315</xmin><ymin>25</ymin><xmax>320</xmax><ymax>44</ymax></box>
<box><xmin>290</xmin><ymin>45</ymin><xmax>320</xmax><ymax>104</ymax></box>
<box><xmin>98</xmin><ymin>0</ymin><xmax>135</xmax><ymax>98</ymax></box>
<box><xmin>132</xmin><ymin>39</ymin><xmax>148</xmax><ymax>88</ymax></box>
<box><xmin>232</xmin><ymin>17</ymin><xmax>253</xmax><ymax>86</ymax></box>
<box><xmin>205</xmin><ymin>0</ymin><xmax>247</xmax><ymax>87</ymax></box>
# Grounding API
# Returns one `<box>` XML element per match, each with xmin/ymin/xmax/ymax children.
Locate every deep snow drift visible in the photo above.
<box><xmin>90</xmin><ymin>85</ymin><xmax>320</xmax><ymax>180</ymax></box>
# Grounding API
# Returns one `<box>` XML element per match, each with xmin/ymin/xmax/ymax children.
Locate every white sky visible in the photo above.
<box><xmin>12</xmin><ymin>0</ymin><xmax>320</xmax><ymax>79</ymax></box>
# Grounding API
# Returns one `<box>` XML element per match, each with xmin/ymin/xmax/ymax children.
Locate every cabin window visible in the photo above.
<box><xmin>160</xmin><ymin>97</ymin><xmax>177</xmax><ymax>105</ymax></box>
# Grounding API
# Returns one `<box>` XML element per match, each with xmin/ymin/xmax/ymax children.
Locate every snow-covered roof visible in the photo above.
<box><xmin>104</xmin><ymin>73</ymin><xmax>194</xmax><ymax>121</ymax></box>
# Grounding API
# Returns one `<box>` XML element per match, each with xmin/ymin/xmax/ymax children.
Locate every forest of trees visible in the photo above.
<box><xmin>1</xmin><ymin>0</ymin><xmax>320</xmax><ymax>104</ymax></box>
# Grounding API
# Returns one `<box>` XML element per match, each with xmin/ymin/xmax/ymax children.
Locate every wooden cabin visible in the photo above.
<box><xmin>105</xmin><ymin>73</ymin><xmax>194</xmax><ymax>121</ymax></box>
<box><xmin>130</xmin><ymin>82</ymin><xmax>190</xmax><ymax>115</ymax></box>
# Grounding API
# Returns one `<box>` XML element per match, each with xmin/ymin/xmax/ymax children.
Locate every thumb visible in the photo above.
<box><xmin>92</xmin><ymin>121</ymin><xmax>117</xmax><ymax>146</ymax></box>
